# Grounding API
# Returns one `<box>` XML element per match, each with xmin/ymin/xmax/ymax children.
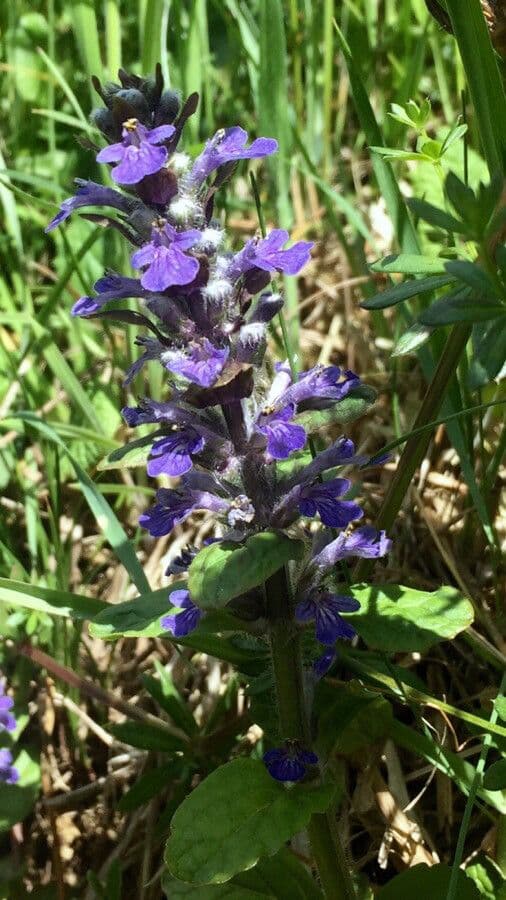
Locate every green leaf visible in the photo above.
<box><xmin>0</xmin><ymin>749</ymin><xmax>40</xmax><ymax>833</ymax></box>
<box><xmin>468</xmin><ymin>318</ymin><xmax>506</xmax><ymax>389</ymax></box>
<box><xmin>407</xmin><ymin>198</ymin><xmax>466</xmax><ymax>233</ymax></box>
<box><xmin>419</xmin><ymin>292</ymin><xmax>504</xmax><ymax>326</ymax></box>
<box><xmin>377</xmin><ymin>864</ymin><xmax>479</xmax><ymax>899</ymax></box>
<box><xmin>483</xmin><ymin>759</ymin><xmax>506</xmax><ymax>791</ymax></box>
<box><xmin>496</xmin><ymin>697</ymin><xmax>506</xmax><ymax>721</ymax></box>
<box><xmin>295</xmin><ymin>386</ymin><xmax>377</xmax><ymax>430</ymax></box>
<box><xmin>164</xmin><ymin>758</ymin><xmax>334</xmax><ymax>884</ymax></box>
<box><xmin>88</xmin><ymin>588</ymin><xmax>181</xmax><ymax>639</ymax></box>
<box><xmin>188</xmin><ymin>532</ymin><xmax>304</xmax><ymax>610</ymax></box>
<box><xmin>89</xmin><ymin>595</ymin><xmax>269</xmax><ymax>672</ymax></box>
<box><xmin>316</xmin><ymin>682</ymin><xmax>393</xmax><ymax>756</ymax></box>
<box><xmin>392</xmin><ymin>323</ymin><xmax>434</xmax><ymax>356</ymax></box>
<box><xmin>97</xmin><ymin>434</ymin><xmax>155</xmax><ymax>471</ymax></box>
<box><xmin>162</xmin><ymin>846</ymin><xmax>323</xmax><ymax>899</ymax></box>
<box><xmin>370</xmin><ymin>254</ymin><xmax>448</xmax><ymax>275</ymax></box>
<box><xmin>341</xmin><ymin>584</ymin><xmax>474</xmax><ymax>652</ymax></box>
<box><xmin>162</xmin><ymin>879</ymin><xmax>267</xmax><ymax>899</ymax></box>
<box><xmin>108</xmin><ymin>722</ymin><xmax>186</xmax><ymax>753</ymax></box>
<box><xmin>445</xmin><ymin>260</ymin><xmax>498</xmax><ymax>297</ymax></box>
<box><xmin>0</xmin><ymin>577</ymin><xmax>106</xmax><ymax>620</ymax></box>
<box><xmin>361</xmin><ymin>275</ymin><xmax>455</xmax><ymax>310</ymax></box>
<box><xmin>465</xmin><ymin>853</ymin><xmax>506</xmax><ymax>899</ymax></box>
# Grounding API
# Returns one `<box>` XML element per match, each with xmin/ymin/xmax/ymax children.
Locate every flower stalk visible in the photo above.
<box><xmin>265</xmin><ymin>565</ymin><xmax>356</xmax><ymax>899</ymax></box>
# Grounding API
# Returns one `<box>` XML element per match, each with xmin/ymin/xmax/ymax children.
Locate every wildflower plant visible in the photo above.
<box><xmin>48</xmin><ymin>67</ymin><xmax>475</xmax><ymax>896</ymax></box>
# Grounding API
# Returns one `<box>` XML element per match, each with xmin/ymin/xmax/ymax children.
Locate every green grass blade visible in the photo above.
<box><xmin>67</xmin><ymin>0</ymin><xmax>103</xmax><ymax>86</ymax></box>
<box><xmin>141</xmin><ymin>0</ymin><xmax>165</xmax><ymax>74</ymax></box>
<box><xmin>0</xmin><ymin>578</ymin><xmax>106</xmax><ymax>620</ymax></box>
<box><xmin>105</xmin><ymin>0</ymin><xmax>122</xmax><ymax>77</ymax></box>
<box><xmin>335</xmin><ymin>22</ymin><xmax>420</xmax><ymax>255</ymax></box>
<box><xmin>9</xmin><ymin>413</ymin><xmax>151</xmax><ymax>595</ymax></box>
<box><xmin>445</xmin><ymin>0</ymin><xmax>506</xmax><ymax>176</ymax></box>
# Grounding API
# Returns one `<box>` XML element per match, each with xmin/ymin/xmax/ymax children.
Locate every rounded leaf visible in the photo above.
<box><xmin>342</xmin><ymin>584</ymin><xmax>474</xmax><ymax>652</ymax></box>
<box><xmin>164</xmin><ymin>758</ymin><xmax>334</xmax><ymax>884</ymax></box>
<box><xmin>188</xmin><ymin>532</ymin><xmax>304</xmax><ymax>610</ymax></box>
<box><xmin>377</xmin><ymin>863</ymin><xmax>479</xmax><ymax>899</ymax></box>
<box><xmin>483</xmin><ymin>759</ymin><xmax>506</xmax><ymax>791</ymax></box>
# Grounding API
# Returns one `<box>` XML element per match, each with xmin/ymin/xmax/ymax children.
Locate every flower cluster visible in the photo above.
<box><xmin>0</xmin><ymin>679</ymin><xmax>18</xmax><ymax>785</ymax></box>
<box><xmin>50</xmin><ymin>68</ymin><xmax>392</xmax><ymax>782</ymax></box>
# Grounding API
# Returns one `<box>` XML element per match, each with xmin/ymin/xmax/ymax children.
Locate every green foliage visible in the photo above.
<box><xmin>482</xmin><ymin>759</ymin><xmax>506</xmax><ymax>791</ymax></box>
<box><xmin>163</xmin><ymin>846</ymin><xmax>323</xmax><ymax>898</ymax></box>
<box><xmin>377</xmin><ymin>864</ymin><xmax>479</xmax><ymax>899</ymax></box>
<box><xmin>164</xmin><ymin>758</ymin><xmax>335</xmax><ymax>885</ymax></box>
<box><xmin>295</xmin><ymin>385</ymin><xmax>377</xmax><ymax>430</ymax></box>
<box><xmin>316</xmin><ymin>682</ymin><xmax>393</xmax><ymax>756</ymax></box>
<box><xmin>340</xmin><ymin>583</ymin><xmax>474</xmax><ymax>652</ymax></box>
<box><xmin>465</xmin><ymin>854</ymin><xmax>506</xmax><ymax>900</ymax></box>
<box><xmin>188</xmin><ymin>532</ymin><xmax>304</xmax><ymax>609</ymax></box>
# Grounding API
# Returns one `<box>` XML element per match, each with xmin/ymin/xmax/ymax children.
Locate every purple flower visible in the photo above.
<box><xmin>139</xmin><ymin>487</ymin><xmax>229</xmax><ymax>536</ymax></box>
<box><xmin>299</xmin><ymin>478</ymin><xmax>363</xmax><ymax>528</ymax></box>
<box><xmin>131</xmin><ymin>221</ymin><xmax>201</xmax><ymax>291</ymax></box>
<box><xmin>96</xmin><ymin>119</ymin><xmax>175</xmax><ymax>184</ymax></box>
<box><xmin>256</xmin><ymin>404</ymin><xmax>306</xmax><ymax>460</ymax></box>
<box><xmin>162</xmin><ymin>339</ymin><xmax>229</xmax><ymax>388</ymax></box>
<box><xmin>263</xmin><ymin>741</ymin><xmax>318</xmax><ymax>783</ymax></box>
<box><xmin>188</xmin><ymin>126</ymin><xmax>278</xmax><ymax>187</ymax></box>
<box><xmin>0</xmin><ymin>683</ymin><xmax>16</xmax><ymax>734</ymax></box>
<box><xmin>72</xmin><ymin>273</ymin><xmax>145</xmax><ymax>317</ymax></box>
<box><xmin>147</xmin><ymin>426</ymin><xmax>205</xmax><ymax>477</ymax></box>
<box><xmin>313</xmin><ymin>526</ymin><xmax>392</xmax><ymax>569</ymax></box>
<box><xmin>161</xmin><ymin>589</ymin><xmax>202</xmax><ymax>637</ymax></box>
<box><xmin>295</xmin><ymin>590</ymin><xmax>360</xmax><ymax>645</ymax></box>
<box><xmin>285</xmin><ymin>365</ymin><xmax>361</xmax><ymax>409</ymax></box>
<box><xmin>228</xmin><ymin>230</ymin><xmax>313</xmax><ymax>281</ymax></box>
<box><xmin>313</xmin><ymin>650</ymin><xmax>337</xmax><ymax>679</ymax></box>
<box><xmin>45</xmin><ymin>179</ymin><xmax>132</xmax><ymax>232</ymax></box>
<box><xmin>0</xmin><ymin>749</ymin><xmax>19</xmax><ymax>785</ymax></box>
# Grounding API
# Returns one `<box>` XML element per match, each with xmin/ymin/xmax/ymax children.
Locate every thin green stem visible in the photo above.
<box><xmin>446</xmin><ymin>673</ymin><xmax>506</xmax><ymax>900</ymax></box>
<box><xmin>354</xmin><ymin>324</ymin><xmax>471</xmax><ymax>582</ymax></box>
<box><xmin>265</xmin><ymin>566</ymin><xmax>355</xmax><ymax>899</ymax></box>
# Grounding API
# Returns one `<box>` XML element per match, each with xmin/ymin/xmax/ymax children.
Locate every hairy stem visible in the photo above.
<box><xmin>265</xmin><ymin>566</ymin><xmax>356</xmax><ymax>899</ymax></box>
<box><xmin>354</xmin><ymin>323</ymin><xmax>471</xmax><ymax>582</ymax></box>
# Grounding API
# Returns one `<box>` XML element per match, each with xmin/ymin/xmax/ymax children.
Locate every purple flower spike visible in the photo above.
<box><xmin>256</xmin><ymin>404</ymin><xmax>306</xmax><ymax>461</ymax></box>
<box><xmin>139</xmin><ymin>487</ymin><xmax>229</xmax><ymax>537</ymax></box>
<box><xmin>285</xmin><ymin>365</ymin><xmax>361</xmax><ymax>409</ymax></box>
<box><xmin>147</xmin><ymin>426</ymin><xmax>205</xmax><ymax>477</ymax></box>
<box><xmin>72</xmin><ymin>273</ymin><xmax>145</xmax><ymax>317</ymax></box>
<box><xmin>299</xmin><ymin>478</ymin><xmax>363</xmax><ymax>528</ymax></box>
<box><xmin>45</xmin><ymin>179</ymin><xmax>132</xmax><ymax>232</ymax></box>
<box><xmin>263</xmin><ymin>741</ymin><xmax>318</xmax><ymax>783</ymax></box>
<box><xmin>131</xmin><ymin>221</ymin><xmax>201</xmax><ymax>291</ymax></box>
<box><xmin>0</xmin><ymin>749</ymin><xmax>19</xmax><ymax>785</ymax></box>
<box><xmin>97</xmin><ymin>119</ymin><xmax>175</xmax><ymax>184</ymax></box>
<box><xmin>229</xmin><ymin>230</ymin><xmax>313</xmax><ymax>281</ymax></box>
<box><xmin>188</xmin><ymin>126</ymin><xmax>278</xmax><ymax>187</ymax></box>
<box><xmin>161</xmin><ymin>589</ymin><xmax>202</xmax><ymax>637</ymax></box>
<box><xmin>163</xmin><ymin>339</ymin><xmax>229</xmax><ymax>388</ymax></box>
<box><xmin>0</xmin><ymin>694</ymin><xmax>16</xmax><ymax>734</ymax></box>
<box><xmin>296</xmin><ymin>590</ymin><xmax>360</xmax><ymax>645</ymax></box>
<box><xmin>313</xmin><ymin>526</ymin><xmax>392</xmax><ymax>569</ymax></box>
<box><xmin>313</xmin><ymin>650</ymin><xmax>337</xmax><ymax>679</ymax></box>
